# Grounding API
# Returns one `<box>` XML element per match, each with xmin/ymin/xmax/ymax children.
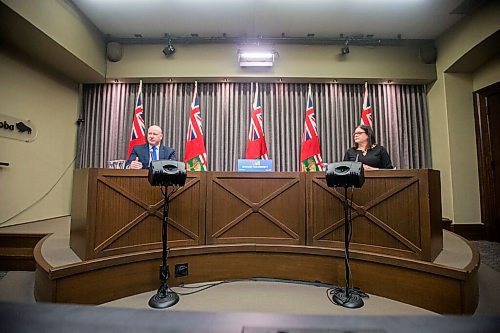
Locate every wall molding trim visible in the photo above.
<box><xmin>443</xmin><ymin>219</ymin><xmax>485</xmax><ymax>240</ymax></box>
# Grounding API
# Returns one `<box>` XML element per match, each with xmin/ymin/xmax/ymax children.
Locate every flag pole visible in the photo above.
<box><xmin>363</xmin><ymin>82</ymin><xmax>367</xmax><ymax>106</ymax></box>
<box><xmin>138</xmin><ymin>80</ymin><xmax>143</xmax><ymax>102</ymax></box>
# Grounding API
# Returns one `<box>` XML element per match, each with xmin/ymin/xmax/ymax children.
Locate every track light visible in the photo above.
<box><xmin>341</xmin><ymin>39</ymin><xmax>350</xmax><ymax>55</ymax></box>
<box><xmin>163</xmin><ymin>40</ymin><xmax>175</xmax><ymax>57</ymax></box>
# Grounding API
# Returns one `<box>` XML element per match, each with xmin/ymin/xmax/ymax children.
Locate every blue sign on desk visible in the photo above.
<box><xmin>237</xmin><ymin>159</ymin><xmax>273</xmax><ymax>172</ymax></box>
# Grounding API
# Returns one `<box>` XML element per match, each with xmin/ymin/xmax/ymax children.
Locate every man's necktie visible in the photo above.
<box><xmin>152</xmin><ymin>146</ymin><xmax>158</xmax><ymax>161</ymax></box>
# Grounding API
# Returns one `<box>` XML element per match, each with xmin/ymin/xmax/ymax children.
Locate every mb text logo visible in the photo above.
<box><xmin>0</xmin><ymin>120</ymin><xmax>32</xmax><ymax>134</ymax></box>
<box><xmin>0</xmin><ymin>114</ymin><xmax>37</xmax><ymax>142</ymax></box>
<box><xmin>0</xmin><ymin>120</ymin><xmax>15</xmax><ymax>131</ymax></box>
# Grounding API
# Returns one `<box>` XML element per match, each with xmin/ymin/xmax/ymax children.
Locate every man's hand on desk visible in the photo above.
<box><xmin>128</xmin><ymin>157</ymin><xmax>143</xmax><ymax>169</ymax></box>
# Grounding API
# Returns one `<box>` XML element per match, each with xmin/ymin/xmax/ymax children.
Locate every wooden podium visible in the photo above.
<box><xmin>70</xmin><ymin>169</ymin><xmax>442</xmax><ymax>261</ymax></box>
<box><xmin>41</xmin><ymin>168</ymin><xmax>478</xmax><ymax>315</ymax></box>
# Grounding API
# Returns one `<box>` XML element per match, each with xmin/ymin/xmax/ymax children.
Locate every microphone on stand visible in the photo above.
<box><xmin>325</xmin><ymin>161</ymin><xmax>367</xmax><ymax>308</ymax></box>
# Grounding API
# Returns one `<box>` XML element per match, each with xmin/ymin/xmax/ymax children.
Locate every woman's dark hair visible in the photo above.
<box><xmin>353</xmin><ymin>124</ymin><xmax>376</xmax><ymax>149</ymax></box>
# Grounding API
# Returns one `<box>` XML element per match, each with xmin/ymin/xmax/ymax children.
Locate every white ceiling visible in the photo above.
<box><xmin>69</xmin><ymin>0</ymin><xmax>474</xmax><ymax>43</ymax></box>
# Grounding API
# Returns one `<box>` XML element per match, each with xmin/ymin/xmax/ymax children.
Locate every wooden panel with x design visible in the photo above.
<box><xmin>306</xmin><ymin>172</ymin><xmax>429</xmax><ymax>260</ymax></box>
<box><xmin>92</xmin><ymin>171</ymin><xmax>205</xmax><ymax>258</ymax></box>
<box><xmin>206</xmin><ymin>172</ymin><xmax>306</xmax><ymax>245</ymax></box>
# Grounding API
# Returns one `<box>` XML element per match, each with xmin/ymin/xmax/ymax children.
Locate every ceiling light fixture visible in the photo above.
<box><xmin>238</xmin><ymin>48</ymin><xmax>277</xmax><ymax>67</ymax></box>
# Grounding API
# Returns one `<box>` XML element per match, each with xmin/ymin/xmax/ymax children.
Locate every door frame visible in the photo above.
<box><xmin>473</xmin><ymin>81</ymin><xmax>500</xmax><ymax>241</ymax></box>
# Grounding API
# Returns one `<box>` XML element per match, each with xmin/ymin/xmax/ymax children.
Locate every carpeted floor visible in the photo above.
<box><xmin>474</xmin><ymin>241</ymin><xmax>500</xmax><ymax>272</ymax></box>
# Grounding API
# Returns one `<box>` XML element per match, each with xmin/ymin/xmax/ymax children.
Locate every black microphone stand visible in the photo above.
<box><xmin>148</xmin><ymin>185</ymin><xmax>179</xmax><ymax>309</ymax></box>
<box><xmin>330</xmin><ymin>185</ymin><xmax>365</xmax><ymax>308</ymax></box>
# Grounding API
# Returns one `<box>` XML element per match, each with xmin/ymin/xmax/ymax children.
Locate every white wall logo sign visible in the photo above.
<box><xmin>0</xmin><ymin>114</ymin><xmax>37</xmax><ymax>142</ymax></box>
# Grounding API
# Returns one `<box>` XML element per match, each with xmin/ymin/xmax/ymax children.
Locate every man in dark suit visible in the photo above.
<box><xmin>126</xmin><ymin>125</ymin><xmax>176</xmax><ymax>169</ymax></box>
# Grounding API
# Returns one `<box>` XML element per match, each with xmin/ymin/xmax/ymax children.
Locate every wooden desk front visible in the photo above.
<box><xmin>70</xmin><ymin>169</ymin><xmax>442</xmax><ymax>261</ymax></box>
<box><xmin>307</xmin><ymin>169</ymin><xmax>442</xmax><ymax>261</ymax></box>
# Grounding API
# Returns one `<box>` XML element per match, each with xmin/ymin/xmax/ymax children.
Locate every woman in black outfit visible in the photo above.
<box><xmin>343</xmin><ymin>125</ymin><xmax>394</xmax><ymax>170</ymax></box>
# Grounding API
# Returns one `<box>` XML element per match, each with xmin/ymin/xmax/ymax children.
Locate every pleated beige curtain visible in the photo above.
<box><xmin>77</xmin><ymin>82</ymin><xmax>430</xmax><ymax>171</ymax></box>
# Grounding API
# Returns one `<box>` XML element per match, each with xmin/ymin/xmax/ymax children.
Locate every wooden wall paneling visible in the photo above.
<box><xmin>53</xmin><ymin>260</ymin><xmax>159</xmax><ymax>304</ymax></box>
<box><xmin>51</xmin><ymin>168</ymin><xmax>474</xmax><ymax>313</ymax></box>
<box><xmin>93</xmin><ymin>170</ymin><xmax>154</xmax><ymax>257</ymax></box>
<box><xmin>33</xmin><ymin>234</ymin><xmax>58</xmax><ymax>303</ymax></box>
<box><xmin>352</xmin><ymin>260</ymin><xmax>463</xmax><ymax>314</ymax></box>
<box><xmin>206</xmin><ymin>172</ymin><xmax>306</xmax><ymax>245</ymax></box>
<box><xmin>460</xmin><ymin>266</ymin><xmax>479</xmax><ymax>314</ymax></box>
<box><xmin>423</xmin><ymin>169</ymin><xmax>444</xmax><ymax>260</ymax></box>
<box><xmin>34</xmin><ymin>265</ymin><xmax>56</xmax><ymax>303</ymax></box>
<box><xmin>69</xmin><ymin>168</ymin><xmax>93</xmax><ymax>260</ymax></box>
<box><xmin>460</xmin><ymin>239</ymin><xmax>480</xmax><ymax>314</ymax></box>
<box><xmin>450</xmin><ymin>224</ymin><xmax>486</xmax><ymax>240</ymax></box>
<box><xmin>0</xmin><ymin>233</ymin><xmax>45</xmax><ymax>271</ymax></box>
<box><xmin>94</xmin><ymin>170</ymin><xmax>205</xmax><ymax>257</ymax></box>
<box><xmin>70</xmin><ymin>169</ymin><xmax>441</xmax><ymax>261</ymax></box>
<box><xmin>165</xmin><ymin>171</ymin><xmax>206</xmax><ymax>248</ymax></box>
<box><xmin>70</xmin><ymin>169</ymin><xmax>205</xmax><ymax>260</ymax></box>
<box><xmin>34</xmin><ymin>242</ymin><xmax>478</xmax><ymax>314</ymax></box>
<box><xmin>306</xmin><ymin>170</ymin><xmax>442</xmax><ymax>261</ymax></box>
